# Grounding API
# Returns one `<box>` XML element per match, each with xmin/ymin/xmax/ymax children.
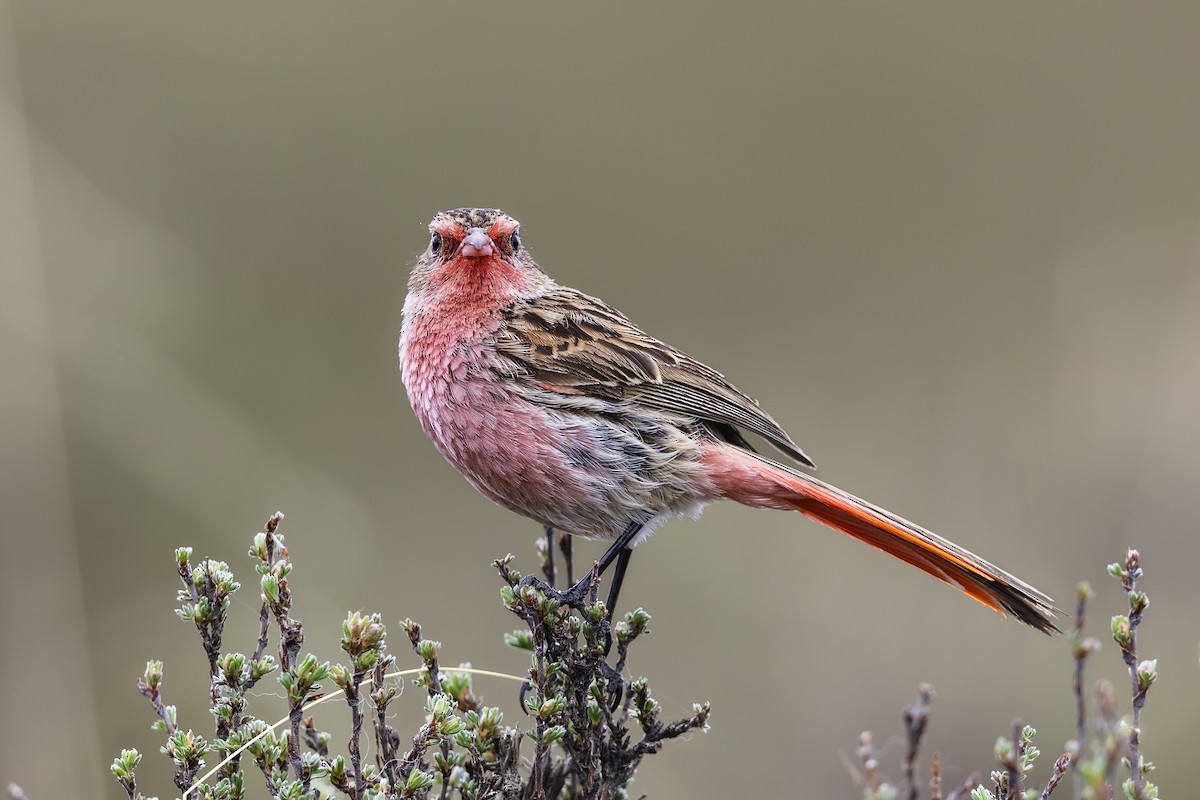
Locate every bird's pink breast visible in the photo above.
<box><xmin>401</xmin><ymin>304</ymin><xmax>586</xmax><ymax>524</ymax></box>
<box><xmin>399</xmin><ymin>269</ymin><xmax>714</xmax><ymax>538</ymax></box>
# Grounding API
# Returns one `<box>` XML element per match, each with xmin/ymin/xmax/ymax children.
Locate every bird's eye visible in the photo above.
<box><xmin>509</xmin><ymin>231</ymin><xmax>521</xmax><ymax>251</ymax></box>
<box><xmin>430</xmin><ymin>232</ymin><xmax>443</xmax><ymax>253</ymax></box>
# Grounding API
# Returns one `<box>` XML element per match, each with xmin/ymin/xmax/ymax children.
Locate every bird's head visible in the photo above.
<box><xmin>409</xmin><ymin>208</ymin><xmax>547</xmax><ymax>300</ymax></box>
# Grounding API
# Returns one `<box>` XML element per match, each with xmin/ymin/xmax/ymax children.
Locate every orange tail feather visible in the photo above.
<box><xmin>706</xmin><ymin>447</ymin><xmax>1060</xmax><ymax>633</ymax></box>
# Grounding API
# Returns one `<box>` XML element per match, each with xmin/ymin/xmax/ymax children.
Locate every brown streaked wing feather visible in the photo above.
<box><xmin>495</xmin><ymin>287</ymin><xmax>815</xmax><ymax>466</ymax></box>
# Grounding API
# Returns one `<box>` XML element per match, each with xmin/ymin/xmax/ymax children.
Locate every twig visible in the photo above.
<box><xmin>1040</xmin><ymin>753</ymin><xmax>1071</xmax><ymax>799</ymax></box>
<box><xmin>1070</xmin><ymin>582</ymin><xmax>1093</xmax><ymax>800</ymax></box>
<box><xmin>902</xmin><ymin>684</ymin><xmax>934</xmax><ymax>800</ymax></box>
<box><xmin>371</xmin><ymin>653</ymin><xmax>401</xmax><ymax>790</ymax></box>
<box><xmin>136</xmin><ymin>660</ymin><xmax>177</xmax><ymax>736</ymax></box>
<box><xmin>1112</xmin><ymin>549</ymin><xmax>1150</xmax><ymax>798</ymax></box>
<box><xmin>857</xmin><ymin>732</ymin><xmax>879</xmax><ymax>794</ymax></box>
<box><xmin>1006</xmin><ymin>720</ymin><xmax>1024</xmax><ymax>799</ymax></box>
<box><xmin>945</xmin><ymin>770</ymin><xmax>981</xmax><ymax>800</ymax></box>
<box><xmin>251</xmin><ymin>513</ymin><xmax>313</xmax><ymax>790</ymax></box>
<box><xmin>1095</xmin><ymin>680</ymin><xmax>1119</xmax><ymax>799</ymax></box>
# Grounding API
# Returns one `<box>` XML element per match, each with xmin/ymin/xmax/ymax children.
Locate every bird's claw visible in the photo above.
<box><xmin>518</xmin><ymin>678</ymin><xmax>533</xmax><ymax>714</ymax></box>
<box><xmin>516</xmin><ymin>571</ymin><xmax>596</xmax><ymax>612</ymax></box>
<box><xmin>599</xmin><ymin>659</ymin><xmax>624</xmax><ymax>710</ymax></box>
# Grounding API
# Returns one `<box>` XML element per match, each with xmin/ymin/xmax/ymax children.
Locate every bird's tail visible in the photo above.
<box><xmin>704</xmin><ymin>447</ymin><xmax>1060</xmax><ymax>633</ymax></box>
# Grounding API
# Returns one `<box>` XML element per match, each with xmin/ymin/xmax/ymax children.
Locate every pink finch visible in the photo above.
<box><xmin>399</xmin><ymin>208</ymin><xmax>1058</xmax><ymax>633</ymax></box>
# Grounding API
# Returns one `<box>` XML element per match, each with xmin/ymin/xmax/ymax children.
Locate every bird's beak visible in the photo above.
<box><xmin>458</xmin><ymin>228</ymin><xmax>496</xmax><ymax>259</ymax></box>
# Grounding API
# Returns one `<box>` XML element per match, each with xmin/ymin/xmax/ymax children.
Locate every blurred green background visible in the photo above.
<box><xmin>3</xmin><ymin>1</ymin><xmax>1200</xmax><ymax>797</ymax></box>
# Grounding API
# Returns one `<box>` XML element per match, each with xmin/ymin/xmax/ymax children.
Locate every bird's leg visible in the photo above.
<box><xmin>559</xmin><ymin>530</ymin><xmax>573</xmax><ymax>587</ymax></box>
<box><xmin>561</xmin><ymin>520</ymin><xmax>643</xmax><ymax>609</ymax></box>
<box><xmin>542</xmin><ymin>525</ymin><xmax>556</xmax><ymax>586</ymax></box>
<box><xmin>602</xmin><ymin>547</ymin><xmax>633</xmax><ymax>656</ymax></box>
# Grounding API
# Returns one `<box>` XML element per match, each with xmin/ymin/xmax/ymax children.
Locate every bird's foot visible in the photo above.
<box><xmin>598</xmin><ymin>659</ymin><xmax>624</xmax><ymax>710</ymax></box>
<box><xmin>516</xmin><ymin>569</ymin><xmax>597</xmax><ymax>612</ymax></box>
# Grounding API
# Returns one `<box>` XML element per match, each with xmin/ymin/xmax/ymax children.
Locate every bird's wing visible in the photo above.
<box><xmin>493</xmin><ymin>286</ymin><xmax>815</xmax><ymax>467</ymax></box>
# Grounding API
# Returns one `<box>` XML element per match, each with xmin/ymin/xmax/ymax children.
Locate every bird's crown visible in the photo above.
<box><xmin>434</xmin><ymin>208</ymin><xmax>509</xmax><ymax>230</ymax></box>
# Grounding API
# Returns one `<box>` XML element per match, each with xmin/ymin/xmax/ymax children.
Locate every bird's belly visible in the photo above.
<box><xmin>408</xmin><ymin>368</ymin><xmax>707</xmax><ymax>538</ymax></box>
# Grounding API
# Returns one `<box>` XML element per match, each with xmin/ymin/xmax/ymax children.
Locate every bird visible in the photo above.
<box><xmin>398</xmin><ymin>207</ymin><xmax>1059</xmax><ymax>634</ymax></box>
